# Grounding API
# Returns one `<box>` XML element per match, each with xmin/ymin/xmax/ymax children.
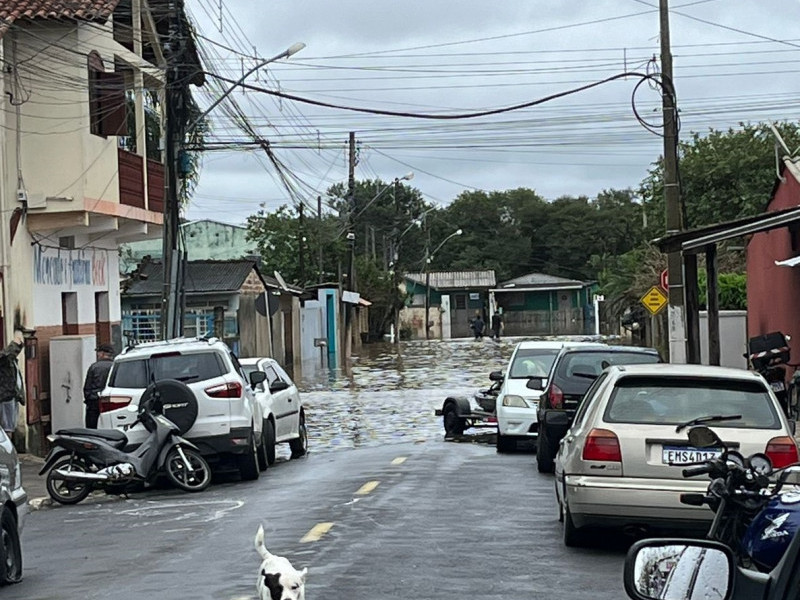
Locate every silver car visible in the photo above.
<box><xmin>0</xmin><ymin>429</ymin><xmax>26</xmax><ymax>584</ymax></box>
<box><xmin>554</xmin><ymin>363</ymin><xmax>798</xmax><ymax>546</ymax></box>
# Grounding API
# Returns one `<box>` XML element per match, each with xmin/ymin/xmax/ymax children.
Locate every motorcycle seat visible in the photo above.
<box><xmin>56</xmin><ymin>428</ymin><xmax>128</xmax><ymax>444</ymax></box>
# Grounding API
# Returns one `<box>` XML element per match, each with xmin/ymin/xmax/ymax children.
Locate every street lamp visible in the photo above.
<box><xmin>425</xmin><ymin>228</ymin><xmax>463</xmax><ymax>340</ymax></box>
<box><xmin>161</xmin><ymin>42</ymin><xmax>305</xmax><ymax>340</ymax></box>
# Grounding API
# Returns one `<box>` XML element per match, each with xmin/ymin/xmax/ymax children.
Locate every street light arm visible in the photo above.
<box><xmin>186</xmin><ymin>42</ymin><xmax>305</xmax><ymax>134</ymax></box>
<box><xmin>429</xmin><ymin>228</ymin><xmax>463</xmax><ymax>260</ymax></box>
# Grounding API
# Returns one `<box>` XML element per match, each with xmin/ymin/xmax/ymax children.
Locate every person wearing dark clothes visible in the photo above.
<box><xmin>0</xmin><ymin>331</ymin><xmax>25</xmax><ymax>437</ymax></box>
<box><xmin>491</xmin><ymin>311</ymin><xmax>503</xmax><ymax>340</ymax></box>
<box><xmin>83</xmin><ymin>344</ymin><xmax>115</xmax><ymax>428</ymax></box>
<box><xmin>470</xmin><ymin>314</ymin><xmax>485</xmax><ymax>340</ymax></box>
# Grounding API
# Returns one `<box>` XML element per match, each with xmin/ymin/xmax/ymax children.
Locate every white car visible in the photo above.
<box><xmin>239</xmin><ymin>357</ymin><xmax>308</xmax><ymax>463</ymax></box>
<box><xmin>98</xmin><ymin>337</ymin><xmax>267</xmax><ymax>480</ymax></box>
<box><xmin>554</xmin><ymin>363</ymin><xmax>799</xmax><ymax>546</ymax></box>
<box><xmin>495</xmin><ymin>341</ymin><xmax>569</xmax><ymax>452</ymax></box>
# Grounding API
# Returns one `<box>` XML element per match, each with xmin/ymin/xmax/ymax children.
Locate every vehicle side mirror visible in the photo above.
<box><xmin>489</xmin><ymin>370</ymin><xmax>504</xmax><ymax>382</ymax></box>
<box><xmin>526</xmin><ymin>378</ymin><xmax>544</xmax><ymax>390</ymax></box>
<box><xmin>249</xmin><ymin>371</ymin><xmax>267</xmax><ymax>387</ymax></box>
<box><xmin>624</xmin><ymin>539</ymin><xmax>734</xmax><ymax>600</ymax></box>
<box><xmin>269</xmin><ymin>380</ymin><xmax>290</xmax><ymax>393</ymax></box>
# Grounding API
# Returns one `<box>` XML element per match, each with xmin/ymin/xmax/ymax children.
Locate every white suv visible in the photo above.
<box><xmin>97</xmin><ymin>337</ymin><xmax>267</xmax><ymax>481</ymax></box>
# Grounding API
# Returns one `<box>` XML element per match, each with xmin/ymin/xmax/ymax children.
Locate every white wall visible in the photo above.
<box><xmin>699</xmin><ymin>310</ymin><xmax>747</xmax><ymax>370</ymax></box>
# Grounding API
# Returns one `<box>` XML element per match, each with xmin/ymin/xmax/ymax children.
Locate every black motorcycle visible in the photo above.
<box><xmin>39</xmin><ymin>379</ymin><xmax>212</xmax><ymax>505</ymax></box>
<box><xmin>747</xmin><ymin>332</ymin><xmax>792</xmax><ymax>416</ymax></box>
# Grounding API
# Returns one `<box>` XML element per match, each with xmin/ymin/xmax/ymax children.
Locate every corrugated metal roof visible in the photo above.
<box><xmin>495</xmin><ymin>272</ymin><xmax>587</xmax><ymax>290</ymax></box>
<box><xmin>406</xmin><ymin>270</ymin><xmax>496</xmax><ymax>290</ymax></box>
<box><xmin>124</xmin><ymin>260</ymin><xmax>262</xmax><ymax>297</ymax></box>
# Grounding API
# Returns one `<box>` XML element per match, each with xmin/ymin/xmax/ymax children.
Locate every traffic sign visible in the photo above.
<box><xmin>640</xmin><ymin>285</ymin><xmax>668</xmax><ymax>316</ymax></box>
<box><xmin>660</xmin><ymin>269</ymin><xmax>669</xmax><ymax>291</ymax></box>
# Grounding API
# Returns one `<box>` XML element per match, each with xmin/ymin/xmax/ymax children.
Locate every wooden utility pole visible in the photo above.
<box><xmin>298</xmin><ymin>202</ymin><xmax>305</xmax><ymax>286</ymax></box>
<box><xmin>659</xmin><ymin>0</ymin><xmax>687</xmax><ymax>363</ymax></box>
<box><xmin>343</xmin><ymin>132</ymin><xmax>356</xmax><ymax>362</ymax></box>
<box><xmin>317</xmin><ymin>195</ymin><xmax>323</xmax><ymax>283</ymax></box>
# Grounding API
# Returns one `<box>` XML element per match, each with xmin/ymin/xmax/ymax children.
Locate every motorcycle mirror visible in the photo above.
<box><xmin>687</xmin><ymin>426</ymin><xmax>724</xmax><ymax>449</ymax></box>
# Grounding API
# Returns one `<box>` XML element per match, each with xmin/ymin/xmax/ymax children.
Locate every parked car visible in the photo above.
<box><xmin>536</xmin><ymin>345</ymin><xmax>661</xmax><ymax>473</ymax></box>
<box><xmin>98</xmin><ymin>337</ymin><xmax>267</xmax><ymax>481</ymax></box>
<box><xmin>554</xmin><ymin>363</ymin><xmax>799</xmax><ymax>547</ymax></box>
<box><xmin>239</xmin><ymin>357</ymin><xmax>308</xmax><ymax>464</ymax></box>
<box><xmin>0</xmin><ymin>429</ymin><xmax>25</xmax><ymax>585</ymax></box>
<box><xmin>495</xmin><ymin>341</ymin><xmax>599</xmax><ymax>452</ymax></box>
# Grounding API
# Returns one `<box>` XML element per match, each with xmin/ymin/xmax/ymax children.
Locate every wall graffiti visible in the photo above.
<box><xmin>33</xmin><ymin>246</ymin><xmax>107</xmax><ymax>286</ymax></box>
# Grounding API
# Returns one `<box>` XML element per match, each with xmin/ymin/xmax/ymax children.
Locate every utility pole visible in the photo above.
<box><xmin>660</xmin><ymin>0</ymin><xmax>686</xmax><ymax>363</ymax></box>
<box><xmin>344</xmin><ymin>132</ymin><xmax>356</xmax><ymax>362</ymax></box>
<box><xmin>317</xmin><ymin>195</ymin><xmax>323</xmax><ymax>283</ymax></box>
<box><xmin>298</xmin><ymin>202</ymin><xmax>305</xmax><ymax>286</ymax></box>
<box><xmin>160</xmin><ymin>0</ymin><xmax>186</xmax><ymax>340</ymax></box>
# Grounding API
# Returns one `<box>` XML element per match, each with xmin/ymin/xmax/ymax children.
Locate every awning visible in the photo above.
<box><xmin>775</xmin><ymin>255</ymin><xmax>800</xmax><ymax>267</ymax></box>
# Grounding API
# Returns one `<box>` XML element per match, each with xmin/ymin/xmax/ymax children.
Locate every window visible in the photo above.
<box><xmin>109</xmin><ymin>352</ymin><xmax>226</xmax><ymax>388</ymax></box>
<box><xmin>263</xmin><ymin>366</ymin><xmax>280</xmax><ymax>388</ymax></box>
<box><xmin>572</xmin><ymin>373</ymin><xmax>608</xmax><ymax>429</ymax></box>
<box><xmin>509</xmin><ymin>348</ymin><xmax>561</xmax><ymax>379</ymax></box>
<box><xmin>556</xmin><ymin>351</ymin><xmax>661</xmax><ymax>395</ymax></box>
<box><xmin>87</xmin><ymin>51</ymin><xmax>128</xmax><ymax>137</ymax></box>
<box><xmin>454</xmin><ymin>294</ymin><xmax>466</xmax><ymax>310</ymax></box>
<box><xmin>604</xmin><ymin>377</ymin><xmax>781</xmax><ymax>429</ymax></box>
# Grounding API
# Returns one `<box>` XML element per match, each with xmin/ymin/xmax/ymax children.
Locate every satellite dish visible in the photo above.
<box><xmin>274</xmin><ymin>270</ymin><xmax>290</xmax><ymax>292</ymax></box>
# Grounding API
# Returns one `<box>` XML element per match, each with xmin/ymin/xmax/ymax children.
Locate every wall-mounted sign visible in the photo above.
<box><xmin>469</xmin><ymin>293</ymin><xmax>480</xmax><ymax>300</ymax></box>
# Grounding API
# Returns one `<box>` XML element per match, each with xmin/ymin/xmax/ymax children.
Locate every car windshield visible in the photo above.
<box><xmin>509</xmin><ymin>348</ymin><xmax>561</xmax><ymax>379</ymax></box>
<box><xmin>556</xmin><ymin>351</ymin><xmax>660</xmax><ymax>392</ymax></box>
<box><xmin>604</xmin><ymin>376</ymin><xmax>781</xmax><ymax>429</ymax></box>
<box><xmin>110</xmin><ymin>352</ymin><xmax>226</xmax><ymax>388</ymax></box>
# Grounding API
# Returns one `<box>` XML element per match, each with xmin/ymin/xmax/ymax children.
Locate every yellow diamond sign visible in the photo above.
<box><xmin>640</xmin><ymin>285</ymin><xmax>668</xmax><ymax>316</ymax></box>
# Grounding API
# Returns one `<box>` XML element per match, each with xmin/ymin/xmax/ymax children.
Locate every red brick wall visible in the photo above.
<box><xmin>241</xmin><ymin>270</ymin><xmax>267</xmax><ymax>296</ymax></box>
<box><xmin>747</xmin><ymin>168</ymin><xmax>800</xmax><ymax>365</ymax></box>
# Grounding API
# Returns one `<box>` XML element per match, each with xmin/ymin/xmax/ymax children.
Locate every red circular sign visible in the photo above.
<box><xmin>660</xmin><ymin>269</ymin><xmax>669</xmax><ymax>291</ymax></box>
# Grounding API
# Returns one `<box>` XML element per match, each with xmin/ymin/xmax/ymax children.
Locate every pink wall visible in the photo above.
<box><xmin>746</xmin><ymin>166</ymin><xmax>800</xmax><ymax>365</ymax></box>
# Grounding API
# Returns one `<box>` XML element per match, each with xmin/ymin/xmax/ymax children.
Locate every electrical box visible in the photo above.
<box><xmin>49</xmin><ymin>335</ymin><xmax>97</xmax><ymax>431</ymax></box>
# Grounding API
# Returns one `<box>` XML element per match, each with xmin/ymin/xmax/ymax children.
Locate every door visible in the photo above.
<box><xmin>262</xmin><ymin>362</ymin><xmax>292</xmax><ymax>440</ymax></box>
<box><xmin>450</xmin><ymin>293</ymin><xmax>471</xmax><ymax>338</ymax></box>
<box><xmin>272</xmin><ymin>362</ymin><xmax>300</xmax><ymax>438</ymax></box>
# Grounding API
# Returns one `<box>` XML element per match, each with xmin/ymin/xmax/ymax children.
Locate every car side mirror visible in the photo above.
<box><xmin>489</xmin><ymin>370</ymin><xmax>504</xmax><ymax>382</ymax></box>
<box><xmin>249</xmin><ymin>371</ymin><xmax>267</xmax><ymax>387</ymax></box>
<box><xmin>624</xmin><ymin>539</ymin><xmax>734</xmax><ymax>600</ymax></box>
<box><xmin>526</xmin><ymin>377</ymin><xmax>544</xmax><ymax>390</ymax></box>
<box><xmin>269</xmin><ymin>380</ymin><xmax>290</xmax><ymax>393</ymax></box>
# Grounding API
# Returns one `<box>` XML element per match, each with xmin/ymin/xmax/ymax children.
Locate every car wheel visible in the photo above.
<box><xmin>237</xmin><ymin>429</ymin><xmax>260</xmax><ymax>481</ymax></box>
<box><xmin>563</xmin><ymin>504</ymin><xmax>584</xmax><ymax>548</ymax></box>
<box><xmin>555</xmin><ymin>480</ymin><xmax>564</xmax><ymax>523</ymax></box>
<box><xmin>263</xmin><ymin>419</ymin><xmax>276</xmax><ymax>466</ymax></box>
<box><xmin>443</xmin><ymin>403</ymin><xmax>465</xmax><ymax>437</ymax></box>
<box><xmin>0</xmin><ymin>506</ymin><xmax>22</xmax><ymax>585</ymax></box>
<box><xmin>45</xmin><ymin>457</ymin><xmax>93</xmax><ymax>505</ymax></box>
<box><xmin>165</xmin><ymin>447</ymin><xmax>212</xmax><ymax>492</ymax></box>
<box><xmin>289</xmin><ymin>414</ymin><xmax>308</xmax><ymax>459</ymax></box>
<box><xmin>536</xmin><ymin>430</ymin><xmax>555</xmax><ymax>474</ymax></box>
<box><xmin>257</xmin><ymin>426</ymin><xmax>269</xmax><ymax>472</ymax></box>
<box><xmin>496</xmin><ymin>432</ymin><xmax>515</xmax><ymax>453</ymax></box>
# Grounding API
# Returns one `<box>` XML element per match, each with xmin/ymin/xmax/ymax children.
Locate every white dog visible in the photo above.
<box><xmin>255</xmin><ymin>524</ymin><xmax>308</xmax><ymax>600</ymax></box>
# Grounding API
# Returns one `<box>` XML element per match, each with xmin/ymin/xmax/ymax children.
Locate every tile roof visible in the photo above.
<box><xmin>124</xmin><ymin>259</ymin><xmax>263</xmax><ymax>297</ymax></box>
<box><xmin>406</xmin><ymin>270</ymin><xmax>496</xmax><ymax>290</ymax></box>
<box><xmin>0</xmin><ymin>1</ymin><xmax>120</xmax><ymax>37</ymax></box>
<box><xmin>495</xmin><ymin>272</ymin><xmax>588</xmax><ymax>290</ymax></box>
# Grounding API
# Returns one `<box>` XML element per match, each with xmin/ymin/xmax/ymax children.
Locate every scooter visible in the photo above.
<box><xmin>679</xmin><ymin>425</ymin><xmax>800</xmax><ymax>572</ymax></box>
<box><xmin>39</xmin><ymin>379</ymin><xmax>212</xmax><ymax>505</ymax></box>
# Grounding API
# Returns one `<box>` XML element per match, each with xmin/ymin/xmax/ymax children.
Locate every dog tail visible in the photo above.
<box><xmin>255</xmin><ymin>524</ymin><xmax>274</xmax><ymax>561</ymax></box>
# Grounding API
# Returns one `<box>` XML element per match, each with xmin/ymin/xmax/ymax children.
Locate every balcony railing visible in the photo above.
<box><xmin>118</xmin><ymin>148</ymin><xmax>164</xmax><ymax>213</ymax></box>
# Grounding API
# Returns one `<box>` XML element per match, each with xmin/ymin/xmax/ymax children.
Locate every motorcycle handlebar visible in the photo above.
<box><xmin>683</xmin><ymin>464</ymin><xmax>714</xmax><ymax>477</ymax></box>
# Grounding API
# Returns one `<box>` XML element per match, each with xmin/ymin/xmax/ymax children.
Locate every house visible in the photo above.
<box><xmin>120</xmin><ymin>219</ymin><xmax>257</xmax><ymax>272</ymax></box>
<box><xmin>0</xmin><ymin>0</ymin><xmax>202</xmax><ymax>454</ymax></box>
<box><xmin>401</xmin><ymin>271</ymin><xmax>496</xmax><ymax>339</ymax></box>
<box><xmin>121</xmin><ymin>259</ymin><xmax>303</xmax><ymax>365</ymax></box>
<box><xmin>491</xmin><ymin>273</ymin><xmax>597</xmax><ymax>336</ymax></box>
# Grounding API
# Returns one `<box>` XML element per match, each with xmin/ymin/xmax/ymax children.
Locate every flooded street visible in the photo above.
<box><xmin>293</xmin><ymin>336</ymin><xmax>607</xmax><ymax>454</ymax></box>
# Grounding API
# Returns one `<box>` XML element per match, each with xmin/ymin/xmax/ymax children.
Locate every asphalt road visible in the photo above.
<box><xmin>12</xmin><ymin>440</ymin><xmax>632</xmax><ymax>600</ymax></box>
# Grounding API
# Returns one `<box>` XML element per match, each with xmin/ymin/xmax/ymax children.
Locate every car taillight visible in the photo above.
<box><xmin>205</xmin><ymin>381</ymin><xmax>242</xmax><ymax>398</ymax></box>
<box><xmin>582</xmin><ymin>428</ymin><xmax>622</xmax><ymax>462</ymax></box>
<box><xmin>549</xmin><ymin>384</ymin><xmax>564</xmax><ymax>409</ymax></box>
<box><xmin>99</xmin><ymin>396</ymin><xmax>131</xmax><ymax>414</ymax></box>
<box><xmin>766</xmin><ymin>436</ymin><xmax>799</xmax><ymax>469</ymax></box>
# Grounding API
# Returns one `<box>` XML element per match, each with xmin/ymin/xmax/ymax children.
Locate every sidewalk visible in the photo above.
<box><xmin>18</xmin><ymin>453</ymin><xmax>51</xmax><ymax>510</ymax></box>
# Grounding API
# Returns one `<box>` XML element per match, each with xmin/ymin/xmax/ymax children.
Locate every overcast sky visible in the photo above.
<box><xmin>183</xmin><ymin>1</ymin><xmax>800</xmax><ymax>225</ymax></box>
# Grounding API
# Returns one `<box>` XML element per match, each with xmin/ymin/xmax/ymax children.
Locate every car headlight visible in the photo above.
<box><xmin>502</xmin><ymin>395</ymin><xmax>528</xmax><ymax>408</ymax></box>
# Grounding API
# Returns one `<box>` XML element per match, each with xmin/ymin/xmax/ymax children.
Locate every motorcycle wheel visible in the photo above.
<box><xmin>165</xmin><ymin>447</ymin><xmax>212</xmax><ymax>493</ymax></box>
<box><xmin>0</xmin><ymin>506</ymin><xmax>22</xmax><ymax>585</ymax></box>
<box><xmin>46</xmin><ymin>457</ymin><xmax>93</xmax><ymax>505</ymax></box>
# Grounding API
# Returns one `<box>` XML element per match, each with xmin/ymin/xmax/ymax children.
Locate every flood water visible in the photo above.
<box><xmin>293</xmin><ymin>335</ymin><xmax>611</xmax><ymax>454</ymax></box>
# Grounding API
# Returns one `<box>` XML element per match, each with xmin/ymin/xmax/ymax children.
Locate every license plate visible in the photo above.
<box><xmin>771</xmin><ymin>381</ymin><xmax>786</xmax><ymax>392</ymax></box>
<box><xmin>662</xmin><ymin>446</ymin><xmax>722</xmax><ymax>465</ymax></box>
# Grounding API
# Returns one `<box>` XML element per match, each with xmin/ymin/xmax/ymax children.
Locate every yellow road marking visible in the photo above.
<box><xmin>391</xmin><ymin>456</ymin><xmax>407</xmax><ymax>465</ymax></box>
<box><xmin>355</xmin><ymin>480</ymin><xmax>380</xmax><ymax>495</ymax></box>
<box><xmin>300</xmin><ymin>522</ymin><xmax>333</xmax><ymax>543</ymax></box>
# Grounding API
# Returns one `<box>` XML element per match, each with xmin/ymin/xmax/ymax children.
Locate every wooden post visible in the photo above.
<box><xmin>684</xmin><ymin>253</ymin><xmax>702</xmax><ymax>364</ymax></box>
<box><xmin>706</xmin><ymin>245</ymin><xmax>721</xmax><ymax>366</ymax></box>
